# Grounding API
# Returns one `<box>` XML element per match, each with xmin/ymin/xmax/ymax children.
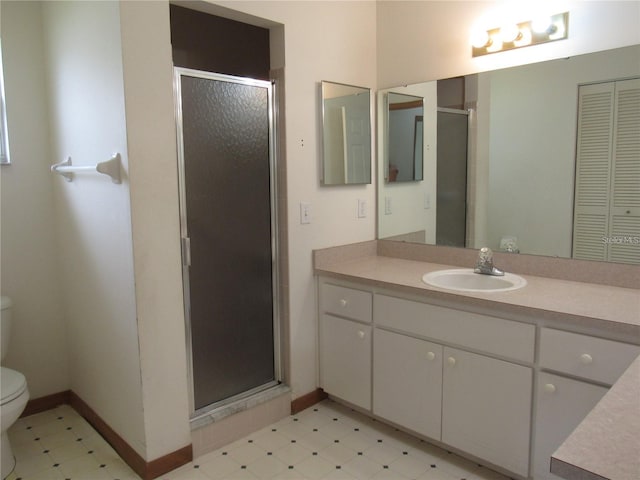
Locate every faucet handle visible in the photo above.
<box><xmin>478</xmin><ymin>247</ymin><xmax>493</xmax><ymax>263</ymax></box>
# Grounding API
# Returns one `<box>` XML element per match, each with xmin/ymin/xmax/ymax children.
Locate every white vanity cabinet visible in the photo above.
<box><xmin>533</xmin><ymin>372</ymin><xmax>608</xmax><ymax>479</ymax></box>
<box><xmin>373</xmin><ymin>293</ymin><xmax>534</xmax><ymax>477</ymax></box>
<box><xmin>317</xmin><ymin>277</ymin><xmax>639</xmax><ymax>480</ymax></box>
<box><xmin>373</xmin><ymin>329</ymin><xmax>443</xmax><ymax>440</ymax></box>
<box><xmin>532</xmin><ymin>328</ymin><xmax>640</xmax><ymax>479</ymax></box>
<box><xmin>442</xmin><ymin>347</ymin><xmax>532</xmax><ymax>477</ymax></box>
<box><xmin>319</xmin><ymin>283</ymin><xmax>372</xmax><ymax>410</ymax></box>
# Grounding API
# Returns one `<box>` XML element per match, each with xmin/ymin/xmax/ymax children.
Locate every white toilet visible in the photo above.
<box><xmin>1</xmin><ymin>296</ymin><xmax>30</xmax><ymax>480</ymax></box>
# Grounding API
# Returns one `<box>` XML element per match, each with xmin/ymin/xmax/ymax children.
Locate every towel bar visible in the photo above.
<box><xmin>51</xmin><ymin>153</ymin><xmax>121</xmax><ymax>184</ymax></box>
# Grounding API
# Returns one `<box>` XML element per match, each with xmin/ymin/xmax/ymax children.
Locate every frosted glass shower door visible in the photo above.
<box><xmin>175</xmin><ymin>69</ymin><xmax>278</xmax><ymax>413</ymax></box>
<box><xmin>436</xmin><ymin>109</ymin><xmax>468</xmax><ymax>248</ymax></box>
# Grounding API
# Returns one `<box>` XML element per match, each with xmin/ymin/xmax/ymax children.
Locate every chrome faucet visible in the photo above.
<box><xmin>474</xmin><ymin>247</ymin><xmax>505</xmax><ymax>276</ymax></box>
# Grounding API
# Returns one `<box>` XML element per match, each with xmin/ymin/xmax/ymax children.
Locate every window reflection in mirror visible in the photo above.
<box><xmin>386</xmin><ymin>92</ymin><xmax>424</xmax><ymax>182</ymax></box>
<box><xmin>321</xmin><ymin>81</ymin><xmax>371</xmax><ymax>185</ymax></box>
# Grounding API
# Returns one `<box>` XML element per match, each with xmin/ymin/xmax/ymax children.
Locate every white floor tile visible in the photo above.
<box><xmin>342</xmin><ymin>455</ymin><xmax>384</xmax><ymax>480</ymax></box>
<box><xmin>270</xmin><ymin>469</ymin><xmax>307</xmax><ymax>479</ymax></box>
<box><xmin>197</xmin><ymin>454</ymin><xmax>243</xmax><ymax>479</ymax></box>
<box><xmin>317</xmin><ymin>443</ymin><xmax>358</xmax><ymax>465</ymax></box>
<box><xmin>338</xmin><ymin>432</ymin><xmax>378</xmax><ymax>453</ymax></box>
<box><xmin>371</xmin><ymin>467</ymin><xmax>410</xmax><ymax>479</ymax></box>
<box><xmin>388</xmin><ymin>454</ymin><xmax>432</xmax><ymax>478</ymax></box>
<box><xmin>296</xmin><ymin>430</ymin><xmax>335</xmax><ymax>453</ymax></box>
<box><xmin>245</xmin><ymin>455</ymin><xmax>288</xmax><ymax>479</ymax></box>
<box><xmin>163</xmin><ymin>464</ymin><xmax>212</xmax><ymax>480</ymax></box>
<box><xmin>227</xmin><ymin>443</ymin><xmax>268</xmax><ymax>465</ymax></box>
<box><xmin>57</xmin><ymin>454</ymin><xmax>103</xmax><ymax>478</ymax></box>
<box><xmin>320</xmin><ymin>467</ymin><xmax>358</xmax><ymax>480</ymax></box>
<box><xmin>11</xmin><ymin>452</ymin><xmax>55</xmax><ymax>478</ymax></box>
<box><xmin>273</xmin><ymin>442</ymin><xmax>313</xmax><ymax>465</ymax></box>
<box><xmin>225</xmin><ymin>468</ymin><xmax>261</xmax><ymax>480</ymax></box>
<box><xmin>294</xmin><ymin>455</ymin><xmax>336</xmax><ymax>479</ymax></box>
<box><xmin>362</xmin><ymin>443</ymin><xmax>404</xmax><ymax>466</ymax></box>
<box><xmin>46</xmin><ymin>442</ymin><xmax>89</xmax><ymax>463</ymax></box>
<box><xmin>8</xmin><ymin>398</ymin><xmax>513</xmax><ymax>480</ymax></box>
<box><xmin>250</xmin><ymin>429</ymin><xmax>291</xmax><ymax>452</ymax></box>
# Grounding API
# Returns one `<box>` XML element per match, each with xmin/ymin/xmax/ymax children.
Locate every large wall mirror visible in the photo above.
<box><xmin>378</xmin><ymin>44</ymin><xmax>640</xmax><ymax>264</ymax></box>
<box><xmin>321</xmin><ymin>81</ymin><xmax>372</xmax><ymax>185</ymax></box>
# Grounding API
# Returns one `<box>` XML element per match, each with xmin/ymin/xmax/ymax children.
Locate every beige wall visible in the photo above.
<box><xmin>377</xmin><ymin>1</ymin><xmax>640</xmax><ymax>88</ymax></box>
<box><xmin>119</xmin><ymin>1</ymin><xmax>192</xmax><ymax>461</ymax></box>
<box><xmin>0</xmin><ymin>1</ymin><xmax>69</xmax><ymax>399</ymax></box>
<box><xmin>117</xmin><ymin>0</ymin><xmax>378</xmax><ymax>458</ymax></box>
<box><xmin>41</xmin><ymin>0</ymin><xmax>147</xmax><ymax>457</ymax></box>
<box><xmin>1</xmin><ymin>0</ymin><xmax>638</xmax><ymax>465</ymax></box>
<box><xmin>190</xmin><ymin>0</ymin><xmax>379</xmax><ymax>399</ymax></box>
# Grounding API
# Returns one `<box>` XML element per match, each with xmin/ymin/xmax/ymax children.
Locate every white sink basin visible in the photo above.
<box><xmin>422</xmin><ymin>268</ymin><xmax>527</xmax><ymax>293</ymax></box>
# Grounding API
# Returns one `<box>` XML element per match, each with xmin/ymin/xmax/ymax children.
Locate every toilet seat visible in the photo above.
<box><xmin>1</xmin><ymin>367</ymin><xmax>27</xmax><ymax>406</ymax></box>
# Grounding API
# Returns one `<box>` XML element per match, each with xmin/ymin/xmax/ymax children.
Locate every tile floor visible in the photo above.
<box><xmin>8</xmin><ymin>400</ymin><xmax>513</xmax><ymax>480</ymax></box>
<box><xmin>6</xmin><ymin>404</ymin><xmax>139</xmax><ymax>480</ymax></box>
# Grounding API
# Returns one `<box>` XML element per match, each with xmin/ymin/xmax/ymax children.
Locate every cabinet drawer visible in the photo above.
<box><xmin>321</xmin><ymin>283</ymin><xmax>372</xmax><ymax>323</ymax></box>
<box><xmin>374</xmin><ymin>294</ymin><xmax>535</xmax><ymax>363</ymax></box>
<box><xmin>539</xmin><ymin>328</ymin><xmax>640</xmax><ymax>385</ymax></box>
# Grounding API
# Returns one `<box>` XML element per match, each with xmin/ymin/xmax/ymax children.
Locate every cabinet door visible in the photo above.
<box><xmin>320</xmin><ymin>314</ymin><xmax>371</xmax><ymax>410</ymax></box>
<box><xmin>533</xmin><ymin>372</ymin><xmax>608</xmax><ymax>480</ymax></box>
<box><xmin>373</xmin><ymin>329</ymin><xmax>442</xmax><ymax>440</ymax></box>
<box><xmin>442</xmin><ymin>347</ymin><xmax>532</xmax><ymax>477</ymax></box>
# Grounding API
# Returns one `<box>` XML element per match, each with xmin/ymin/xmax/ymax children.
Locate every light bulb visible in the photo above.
<box><xmin>471</xmin><ymin>29</ymin><xmax>490</xmax><ymax>49</ymax></box>
<box><xmin>531</xmin><ymin>16</ymin><xmax>553</xmax><ymax>34</ymax></box>
<box><xmin>549</xmin><ymin>19</ymin><xmax>565</xmax><ymax>40</ymax></box>
<box><xmin>499</xmin><ymin>23</ymin><xmax>521</xmax><ymax>43</ymax></box>
<box><xmin>514</xmin><ymin>27</ymin><xmax>532</xmax><ymax>47</ymax></box>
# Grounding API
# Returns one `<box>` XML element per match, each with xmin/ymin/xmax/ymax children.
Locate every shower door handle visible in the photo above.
<box><xmin>181</xmin><ymin>237</ymin><xmax>191</xmax><ymax>267</ymax></box>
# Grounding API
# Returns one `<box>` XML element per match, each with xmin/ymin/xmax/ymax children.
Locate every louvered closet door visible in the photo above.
<box><xmin>609</xmin><ymin>78</ymin><xmax>640</xmax><ymax>264</ymax></box>
<box><xmin>573</xmin><ymin>79</ymin><xmax>640</xmax><ymax>263</ymax></box>
<box><xmin>573</xmin><ymin>82</ymin><xmax>614</xmax><ymax>261</ymax></box>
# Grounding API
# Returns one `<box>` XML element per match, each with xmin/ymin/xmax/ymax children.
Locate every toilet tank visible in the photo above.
<box><xmin>1</xmin><ymin>296</ymin><xmax>12</xmax><ymax>362</ymax></box>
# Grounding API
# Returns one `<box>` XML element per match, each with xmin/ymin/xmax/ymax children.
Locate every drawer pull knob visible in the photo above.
<box><xmin>340</xmin><ymin>299</ymin><xmax>348</xmax><ymax>307</ymax></box>
<box><xmin>426</xmin><ymin>351</ymin><xmax>436</xmax><ymax>361</ymax></box>
<box><xmin>447</xmin><ymin>356</ymin><xmax>456</xmax><ymax>366</ymax></box>
<box><xmin>544</xmin><ymin>383</ymin><xmax>556</xmax><ymax>393</ymax></box>
<box><xmin>357</xmin><ymin>330</ymin><xmax>366</xmax><ymax>339</ymax></box>
<box><xmin>580</xmin><ymin>353</ymin><xmax>593</xmax><ymax>364</ymax></box>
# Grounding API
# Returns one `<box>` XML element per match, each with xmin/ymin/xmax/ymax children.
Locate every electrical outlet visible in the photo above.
<box><xmin>357</xmin><ymin>199</ymin><xmax>367</xmax><ymax>218</ymax></box>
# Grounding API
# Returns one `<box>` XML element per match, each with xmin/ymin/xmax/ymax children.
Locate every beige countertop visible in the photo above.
<box><xmin>551</xmin><ymin>355</ymin><xmax>640</xmax><ymax>480</ymax></box>
<box><xmin>314</xmin><ymin>254</ymin><xmax>640</xmax><ymax>336</ymax></box>
<box><xmin>314</xmin><ymin>250</ymin><xmax>640</xmax><ymax>479</ymax></box>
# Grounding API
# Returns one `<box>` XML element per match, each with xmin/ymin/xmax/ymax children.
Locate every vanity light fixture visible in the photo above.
<box><xmin>471</xmin><ymin>12</ymin><xmax>568</xmax><ymax>57</ymax></box>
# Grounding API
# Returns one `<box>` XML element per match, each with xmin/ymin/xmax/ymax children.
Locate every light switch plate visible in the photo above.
<box><xmin>300</xmin><ymin>202</ymin><xmax>311</xmax><ymax>224</ymax></box>
<box><xmin>357</xmin><ymin>199</ymin><xmax>367</xmax><ymax>218</ymax></box>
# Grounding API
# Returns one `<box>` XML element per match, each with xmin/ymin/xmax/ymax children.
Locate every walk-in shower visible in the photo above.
<box><xmin>174</xmin><ymin>69</ymin><xmax>280</xmax><ymax>416</ymax></box>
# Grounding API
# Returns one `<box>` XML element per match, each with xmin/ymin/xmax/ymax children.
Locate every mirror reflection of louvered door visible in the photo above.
<box><xmin>573</xmin><ymin>78</ymin><xmax>640</xmax><ymax>264</ymax></box>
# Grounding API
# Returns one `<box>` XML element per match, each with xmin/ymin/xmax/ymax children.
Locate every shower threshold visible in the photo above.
<box><xmin>190</xmin><ymin>382</ymin><xmax>290</xmax><ymax>430</ymax></box>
